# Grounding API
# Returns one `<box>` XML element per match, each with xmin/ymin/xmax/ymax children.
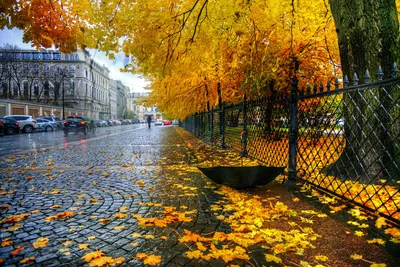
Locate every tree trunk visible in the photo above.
<box><xmin>326</xmin><ymin>0</ymin><xmax>400</xmax><ymax>182</ymax></box>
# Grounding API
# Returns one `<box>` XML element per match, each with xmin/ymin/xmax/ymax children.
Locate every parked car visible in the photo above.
<box><xmin>63</xmin><ymin>116</ymin><xmax>96</xmax><ymax>136</ymax></box>
<box><xmin>0</xmin><ymin>117</ymin><xmax>20</xmax><ymax>135</ymax></box>
<box><xmin>3</xmin><ymin>115</ymin><xmax>38</xmax><ymax>133</ymax></box>
<box><xmin>163</xmin><ymin>120</ymin><xmax>172</xmax><ymax>126</ymax></box>
<box><xmin>39</xmin><ymin>116</ymin><xmax>63</xmax><ymax>130</ymax></box>
<box><xmin>35</xmin><ymin>118</ymin><xmax>58</xmax><ymax>132</ymax></box>
<box><xmin>106</xmin><ymin>119</ymin><xmax>114</xmax><ymax>126</ymax></box>
<box><xmin>155</xmin><ymin>120</ymin><xmax>163</xmax><ymax>126</ymax></box>
<box><xmin>94</xmin><ymin>120</ymin><xmax>108</xmax><ymax>127</ymax></box>
<box><xmin>0</xmin><ymin>120</ymin><xmax>4</xmax><ymax>135</ymax></box>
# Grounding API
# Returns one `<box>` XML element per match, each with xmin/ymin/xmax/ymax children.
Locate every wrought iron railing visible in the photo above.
<box><xmin>182</xmin><ymin>64</ymin><xmax>400</xmax><ymax>224</ymax></box>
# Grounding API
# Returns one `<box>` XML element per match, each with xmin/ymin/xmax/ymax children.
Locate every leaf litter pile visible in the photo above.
<box><xmin>0</xmin><ymin>131</ymin><xmax>398</xmax><ymax>266</ymax></box>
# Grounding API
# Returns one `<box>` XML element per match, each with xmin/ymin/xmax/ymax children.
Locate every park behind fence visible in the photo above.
<box><xmin>182</xmin><ymin>64</ymin><xmax>400</xmax><ymax>225</ymax></box>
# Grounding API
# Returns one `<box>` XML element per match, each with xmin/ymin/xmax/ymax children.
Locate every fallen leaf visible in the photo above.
<box><xmin>20</xmin><ymin>256</ymin><xmax>35</xmax><ymax>264</ymax></box>
<box><xmin>88</xmin><ymin>236</ymin><xmax>96</xmax><ymax>240</ymax></box>
<box><xmin>78</xmin><ymin>244</ymin><xmax>89</xmax><ymax>249</ymax></box>
<box><xmin>350</xmin><ymin>254</ymin><xmax>363</xmax><ymax>260</ymax></box>
<box><xmin>10</xmin><ymin>246</ymin><xmax>24</xmax><ymax>256</ymax></box>
<box><xmin>33</xmin><ymin>237</ymin><xmax>49</xmax><ymax>249</ymax></box>
<box><xmin>113</xmin><ymin>226</ymin><xmax>125</xmax><ymax>231</ymax></box>
<box><xmin>98</xmin><ymin>218</ymin><xmax>110</xmax><ymax>224</ymax></box>
<box><xmin>1</xmin><ymin>238</ymin><xmax>12</xmax><ymax>247</ymax></box>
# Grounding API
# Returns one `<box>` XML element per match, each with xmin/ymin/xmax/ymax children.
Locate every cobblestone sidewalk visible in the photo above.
<box><xmin>0</xmin><ymin>126</ymin><xmax>398</xmax><ymax>267</ymax></box>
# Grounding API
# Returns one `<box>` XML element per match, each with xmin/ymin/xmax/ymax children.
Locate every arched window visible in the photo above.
<box><xmin>85</xmin><ymin>84</ymin><xmax>88</xmax><ymax>96</ymax></box>
<box><xmin>23</xmin><ymin>64</ymin><xmax>29</xmax><ymax>73</ymax></box>
<box><xmin>75</xmin><ymin>54</ymin><xmax>79</xmax><ymax>60</ymax></box>
<box><xmin>70</xmin><ymin>80</ymin><xmax>75</xmax><ymax>96</ymax></box>
<box><xmin>13</xmin><ymin>82</ymin><xmax>18</xmax><ymax>96</ymax></box>
<box><xmin>55</xmin><ymin>65</ymin><xmax>60</xmax><ymax>74</ymax></box>
<box><xmin>44</xmin><ymin>64</ymin><xmax>50</xmax><ymax>72</ymax></box>
<box><xmin>33</xmin><ymin>64</ymin><xmax>39</xmax><ymax>75</ymax></box>
<box><xmin>69</xmin><ymin>65</ymin><xmax>75</xmax><ymax>73</ymax></box>
<box><xmin>65</xmin><ymin>54</ymin><xmax>69</xmax><ymax>60</ymax></box>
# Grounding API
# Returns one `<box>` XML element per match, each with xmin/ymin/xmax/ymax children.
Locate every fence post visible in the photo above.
<box><xmin>241</xmin><ymin>94</ymin><xmax>248</xmax><ymax>156</ymax></box>
<box><xmin>210</xmin><ymin>109</ymin><xmax>214</xmax><ymax>143</ymax></box>
<box><xmin>218</xmin><ymin>83</ymin><xmax>226</xmax><ymax>148</ymax></box>
<box><xmin>288</xmin><ymin>76</ymin><xmax>298</xmax><ymax>181</ymax></box>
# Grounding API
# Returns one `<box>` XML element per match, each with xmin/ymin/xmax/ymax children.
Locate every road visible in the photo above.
<box><xmin>0</xmin><ymin>124</ymin><xmax>149</xmax><ymax>157</ymax></box>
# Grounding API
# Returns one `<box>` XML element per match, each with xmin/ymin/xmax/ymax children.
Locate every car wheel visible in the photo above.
<box><xmin>45</xmin><ymin>126</ymin><xmax>53</xmax><ymax>132</ymax></box>
<box><xmin>23</xmin><ymin>125</ymin><xmax>34</xmax><ymax>133</ymax></box>
<box><xmin>6</xmin><ymin>127</ymin><xmax>15</xmax><ymax>135</ymax></box>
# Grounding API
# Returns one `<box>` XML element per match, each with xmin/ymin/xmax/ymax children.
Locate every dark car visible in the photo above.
<box><xmin>63</xmin><ymin>116</ymin><xmax>96</xmax><ymax>136</ymax></box>
<box><xmin>35</xmin><ymin>118</ymin><xmax>58</xmax><ymax>132</ymax></box>
<box><xmin>0</xmin><ymin>117</ymin><xmax>20</xmax><ymax>135</ymax></box>
<box><xmin>39</xmin><ymin>116</ymin><xmax>63</xmax><ymax>130</ymax></box>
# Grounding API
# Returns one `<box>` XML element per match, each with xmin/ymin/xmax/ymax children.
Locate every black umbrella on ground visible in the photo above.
<box><xmin>198</xmin><ymin>166</ymin><xmax>285</xmax><ymax>189</ymax></box>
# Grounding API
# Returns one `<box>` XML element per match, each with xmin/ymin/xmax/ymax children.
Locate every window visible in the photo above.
<box><xmin>44</xmin><ymin>81</ymin><xmax>50</xmax><ymax>97</ymax></box>
<box><xmin>53</xmin><ymin>53</ymin><xmax>61</xmax><ymax>60</ymax></box>
<box><xmin>23</xmin><ymin>81</ymin><xmax>28</xmax><ymax>97</ymax></box>
<box><xmin>23</xmin><ymin>64</ymin><xmax>29</xmax><ymax>74</ymax></box>
<box><xmin>69</xmin><ymin>65</ymin><xmax>75</xmax><ymax>73</ymax></box>
<box><xmin>33</xmin><ymin>64</ymin><xmax>39</xmax><ymax>75</ymax></box>
<box><xmin>70</xmin><ymin>80</ymin><xmax>75</xmax><ymax>96</ymax></box>
<box><xmin>34</xmin><ymin>80</ymin><xmax>39</xmax><ymax>96</ymax></box>
<box><xmin>65</xmin><ymin>54</ymin><xmax>69</xmax><ymax>60</ymax></box>
<box><xmin>86</xmin><ymin>84</ymin><xmax>88</xmax><ymax>96</ymax></box>
<box><xmin>55</xmin><ymin>65</ymin><xmax>60</xmax><ymax>74</ymax></box>
<box><xmin>44</xmin><ymin>64</ymin><xmax>50</xmax><ymax>72</ymax></box>
<box><xmin>75</xmin><ymin>54</ymin><xmax>79</xmax><ymax>60</ymax></box>
<box><xmin>13</xmin><ymin>82</ymin><xmax>18</xmax><ymax>96</ymax></box>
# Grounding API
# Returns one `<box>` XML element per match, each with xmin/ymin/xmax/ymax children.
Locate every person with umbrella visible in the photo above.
<box><xmin>147</xmin><ymin>115</ymin><xmax>152</xmax><ymax>128</ymax></box>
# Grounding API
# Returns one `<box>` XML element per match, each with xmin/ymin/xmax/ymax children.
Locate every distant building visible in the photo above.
<box><xmin>0</xmin><ymin>48</ymin><xmax>111</xmax><ymax>119</ymax></box>
<box><xmin>128</xmin><ymin>92</ymin><xmax>161</xmax><ymax>120</ymax></box>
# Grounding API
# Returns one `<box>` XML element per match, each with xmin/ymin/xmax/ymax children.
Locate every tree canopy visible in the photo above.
<box><xmin>1</xmin><ymin>0</ymin><xmax>399</xmax><ymax>119</ymax></box>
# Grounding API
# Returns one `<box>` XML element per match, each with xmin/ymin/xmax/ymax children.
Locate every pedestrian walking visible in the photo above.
<box><xmin>147</xmin><ymin>116</ymin><xmax>152</xmax><ymax>128</ymax></box>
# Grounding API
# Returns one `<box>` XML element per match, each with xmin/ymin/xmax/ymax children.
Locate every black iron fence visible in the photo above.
<box><xmin>183</xmin><ymin>64</ymin><xmax>400</xmax><ymax>224</ymax></box>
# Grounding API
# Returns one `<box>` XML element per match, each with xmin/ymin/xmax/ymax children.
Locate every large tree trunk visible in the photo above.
<box><xmin>326</xmin><ymin>0</ymin><xmax>400</xmax><ymax>182</ymax></box>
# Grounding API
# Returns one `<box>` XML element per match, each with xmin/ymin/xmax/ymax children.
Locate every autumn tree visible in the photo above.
<box><xmin>325</xmin><ymin>0</ymin><xmax>400</xmax><ymax>181</ymax></box>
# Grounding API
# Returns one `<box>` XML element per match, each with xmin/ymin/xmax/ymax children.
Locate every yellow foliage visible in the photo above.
<box><xmin>32</xmin><ymin>237</ymin><xmax>49</xmax><ymax>249</ymax></box>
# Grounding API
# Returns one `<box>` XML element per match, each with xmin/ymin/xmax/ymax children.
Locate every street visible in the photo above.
<box><xmin>0</xmin><ymin>126</ymin><xmax>397</xmax><ymax>266</ymax></box>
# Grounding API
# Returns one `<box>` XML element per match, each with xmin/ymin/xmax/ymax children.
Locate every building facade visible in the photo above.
<box><xmin>128</xmin><ymin>92</ymin><xmax>162</xmax><ymax>120</ymax></box>
<box><xmin>0</xmin><ymin>48</ymin><xmax>111</xmax><ymax>119</ymax></box>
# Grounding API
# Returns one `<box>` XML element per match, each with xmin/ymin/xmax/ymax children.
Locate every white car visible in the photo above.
<box><xmin>154</xmin><ymin>120</ymin><xmax>163</xmax><ymax>126</ymax></box>
<box><xmin>4</xmin><ymin>115</ymin><xmax>38</xmax><ymax>133</ymax></box>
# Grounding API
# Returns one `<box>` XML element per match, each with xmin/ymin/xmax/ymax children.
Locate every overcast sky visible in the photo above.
<box><xmin>0</xmin><ymin>29</ymin><xmax>150</xmax><ymax>93</ymax></box>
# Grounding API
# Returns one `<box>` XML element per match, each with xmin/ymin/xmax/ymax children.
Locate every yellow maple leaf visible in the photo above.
<box><xmin>315</xmin><ymin>255</ymin><xmax>328</xmax><ymax>261</ymax></box>
<box><xmin>114</xmin><ymin>257</ymin><xmax>125</xmax><ymax>264</ymax></box>
<box><xmin>20</xmin><ymin>256</ymin><xmax>35</xmax><ymax>264</ymax></box>
<box><xmin>354</xmin><ymin>231</ymin><xmax>365</xmax><ymax>237</ymax></box>
<box><xmin>375</xmin><ymin>217</ymin><xmax>387</xmax><ymax>229</ymax></box>
<box><xmin>88</xmin><ymin>236</ymin><xmax>96</xmax><ymax>240</ymax></box>
<box><xmin>144</xmin><ymin>234</ymin><xmax>155</xmax><ymax>239</ymax></box>
<box><xmin>370</xmin><ymin>264</ymin><xmax>386</xmax><ymax>267</ymax></box>
<box><xmin>33</xmin><ymin>237</ymin><xmax>49</xmax><ymax>249</ymax></box>
<box><xmin>103</xmin><ymin>172</ymin><xmax>110</xmax><ymax>177</ymax></box>
<box><xmin>31</xmin><ymin>210</ymin><xmax>40</xmax><ymax>214</ymax></box>
<box><xmin>350</xmin><ymin>254</ymin><xmax>363</xmax><ymax>260</ymax></box>
<box><xmin>114</xmin><ymin>213</ymin><xmax>127</xmax><ymax>219</ymax></box>
<box><xmin>196</xmin><ymin>242</ymin><xmax>207</xmax><ymax>251</ymax></box>
<box><xmin>82</xmin><ymin>250</ymin><xmax>105</xmax><ymax>262</ymax></box>
<box><xmin>113</xmin><ymin>226</ymin><xmax>125</xmax><ymax>231</ymax></box>
<box><xmin>131</xmin><ymin>242</ymin><xmax>139</xmax><ymax>247</ymax></box>
<box><xmin>78</xmin><ymin>244</ymin><xmax>89</xmax><ymax>249</ymax></box>
<box><xmin>186</xmin><ymin>250</ymin><xmax>202</xmax><ymax>259</ymax></box>
<box><xmin>135</xmin><ymin>253</ymin><xmax>148</xmax><ymax>260</ymax></box>
<box><xmin>131</xmin><ymin>233</ymin><xmax>141</xmax><ymax>238</ymax></box>
<box><xmin>98</xmin><ymin>218</ymin><xmax>110</xmax><ymax>224</ymax></box>
<box><xmin>1</xmin><ymin>238</ymin><xmax>12</xmax><ymax>247</ymax></box>
<box><xmin>367</xmin><ymin>239</ymin><xmax>385</xmax><ymax>245</ymax></box>
<box><xmin>265</xmin><ymin>254</ymin><xmax>282</xmax><ymax>263</ymax></box>
<box><xmin>143</xmin><ymin>255</ymin><xmax>162</xmax><ymax>265</ymax></box>
<box><xmin>88</xmin><ymin>256</ymin><xmax>114</xmax><ymax>266</ymax></box>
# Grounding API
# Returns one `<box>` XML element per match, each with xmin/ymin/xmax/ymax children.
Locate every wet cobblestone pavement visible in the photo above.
<box><xmin>0</xmin><ymin>126</ymin><xmax>399</xmax><ymax>266</ymax></box>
